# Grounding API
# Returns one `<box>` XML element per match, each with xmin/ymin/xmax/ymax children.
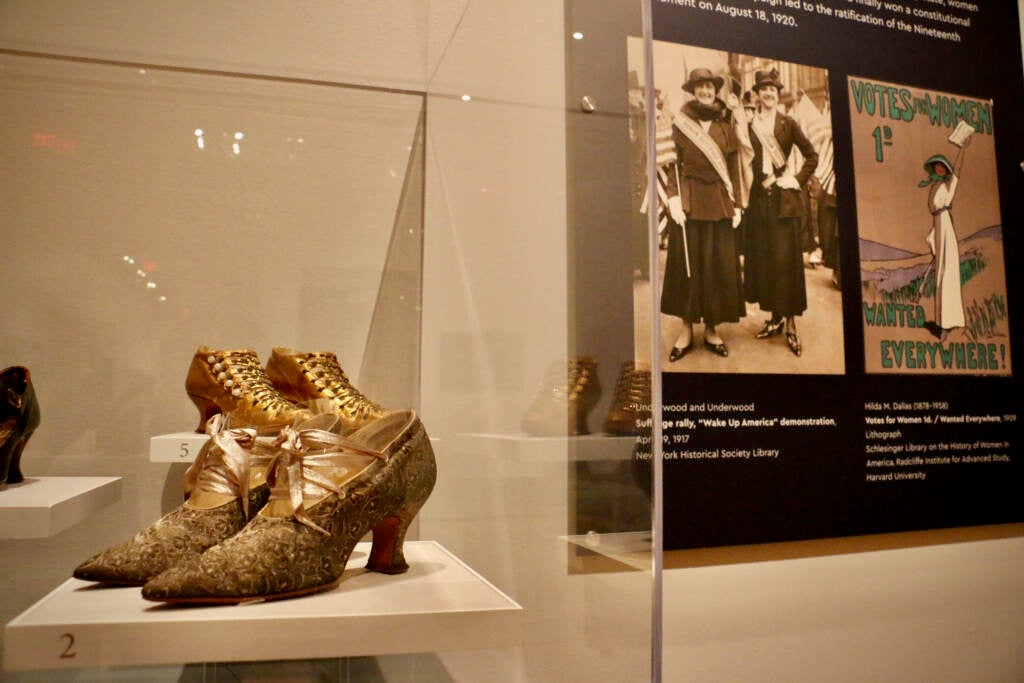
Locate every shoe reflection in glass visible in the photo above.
<box><xmin>521</xmin><ymin>357</ymin><xmax>601</xmax><ymax>437</ymax></box>
<box><xmin>185</xmin><ymin>346</ymin><xmax>313</xmax><ymax>434</ymax></box>
<box><xmin>265</xmin><ymin>347</ymin><xmax>388</xmax><ymax>435</ymax></box>
<box><xmin>73</xmin><ymin>414</ymin><xmax>274</xmax><ymax>585</ymax></box>
<box><xmin>142</xmin><ymin>410</ymin><xmax>436</xmax><ymax>604</ymax></box>
<box><xmin>0</xmin><ymin>366</ymin><xmax>40</xmax><ymax>490</ymax></box>
<box><xmin>603</xmin><ymin>362</ymin><xmax>651</xmax><ymax>436</ymax></box>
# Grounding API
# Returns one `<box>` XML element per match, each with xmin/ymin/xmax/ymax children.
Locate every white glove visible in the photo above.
<box><xmin>668</xmin><ymin>195</ymin><xmax>686</xmax><ymax>225</ymax></box>
<box><xmin>776</xmin><ymin>174</ymin><xmax>801</xmax><ymax>190</ymax></box>
<box><xmin>732</xmin><ymin>208</ymin><xmax>742</xmax><ymax>229</ymax></box>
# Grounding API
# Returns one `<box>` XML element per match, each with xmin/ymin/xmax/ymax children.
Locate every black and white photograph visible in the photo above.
<box><xmin>628</xmin><ymin>40</ymin><xmax>843</xmax><ymax>375</ymax></box>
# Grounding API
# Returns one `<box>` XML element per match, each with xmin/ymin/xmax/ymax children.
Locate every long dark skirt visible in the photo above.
<box><xmin>744</xmin><ymin>188</ymin><xmax>808</xmax><ymax>317</ymax></box>
<box><xmin>660</xmin><ymin>216</ymin><xmax>745</xmax><ymax>326</ymax></box>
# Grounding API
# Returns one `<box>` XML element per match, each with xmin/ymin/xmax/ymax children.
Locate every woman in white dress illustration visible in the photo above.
<box><xmin>919</xmin><ymin>136</ymin><xmax>970</xmax><ymax>339</ymax></box>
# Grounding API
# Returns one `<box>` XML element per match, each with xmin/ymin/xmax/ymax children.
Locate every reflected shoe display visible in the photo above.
<box><xmin>0</xmin><ymin>366</ymin><xmax>41</xmax><ymax>490</ymax></box>
<box><xmin>186</xmin><ymin>346</ymin><xmax>313</xmax><ymax>433</ymax></box>
<box><xmin>265</xmin><ymin>347</ymin><xmax>387</xmax><ymax>435</ymax></box>
<box><xmin>141</xmin><ymin>410</ymin><xmax>436</xmax><ymax>605</ymax></box>
<box><xmin>521</xmin><ymin>356</ymin><xmax>601</xmax><ymax>437</ymax></box>
<box><xmin>73</xmin><ymin>415</ymin><xmax>274</xmax><ymax>585</ymax></box>
<box><xmin>603</xmin><ymin>362</ymin><xmax>651</xmax><ymax>436</ymax></box>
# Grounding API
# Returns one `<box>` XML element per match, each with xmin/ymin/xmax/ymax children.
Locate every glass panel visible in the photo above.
<box><xmin>422</xmin><ymin>0</ymin><xmax>656</xmax><ymax>680</ymax></box>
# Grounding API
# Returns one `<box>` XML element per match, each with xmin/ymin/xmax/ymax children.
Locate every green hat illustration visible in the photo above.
<box><xmin>919</xmin><ymin>154</ymin><xmax>953</xmax><ymax>187</ymax></box>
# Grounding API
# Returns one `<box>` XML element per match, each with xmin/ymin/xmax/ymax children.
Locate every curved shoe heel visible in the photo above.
<box><xmin>3</xmin><ymin>435</ymin><xmax>32</xmax><ymax>486</ymax></box>
<box><xmin>368</xmin><ymin>424</ymin><xmax>436</xmax><ymax>573</ymax></box>
<box><xmin>187</xmin><ymin>392</ymin><xmax>221</xmax><ymax>433</ymax></box>
<box><xmin>367</xmin><ymin>500</ymin><xmax>426</xmax><ymax>574</ymax></box>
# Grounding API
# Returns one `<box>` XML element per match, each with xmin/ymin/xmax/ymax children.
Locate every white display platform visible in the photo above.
<box><xmin>4</xmin><ymin>540</ymin><xmax>522</xmax><ymax>671</ymax></box>
<box><xmin>149</xmin><ymin>432</ymin><xmax>209</xmax><ymax>463</ymax></box>
<box><xmin>152</xmin><ymin>433</ymin><xmax>441</xmax><ymax>463</ymax></box>
<box><xmin>0</xmin><ymin>477</ymin><xmax>122</xmax><ymax>539</ymax></box>
<box><xmin>563</xmin><ymin>531</ymin><xmax>653</xmax><ymax>571</ymax></box>
<box><xmin>454</xmin><ymin>432</ymin><xmax>636</xmax><ymax>462</ymax></box>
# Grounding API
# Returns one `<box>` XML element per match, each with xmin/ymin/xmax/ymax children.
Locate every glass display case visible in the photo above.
<box><xmin>2</xmin><ymin>1</ymin><xmax>1023</xmax><ymax>682</ymax></box>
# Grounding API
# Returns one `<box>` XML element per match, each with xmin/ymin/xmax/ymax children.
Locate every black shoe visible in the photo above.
<box><xmin>668</xmin><ymin>344</ymin><xmax>692</xmax><ymax>362</ymax></box>
<box><xmin>703</xmin><ymin>340</ymin><xmax>729</xmax><ymax>357</ymax></box>
<box><xmin>786</xmin><ymin>330</ymin><xmax>802</xmax><ymax>357</ymax></box>
<box><xmin>756</xmin><ymin>320</ymin><xmax>783</xmax><ymax>339</ymax></box>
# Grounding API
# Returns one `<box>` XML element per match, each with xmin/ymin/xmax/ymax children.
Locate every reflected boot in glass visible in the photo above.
<box><xmin>185</xmin><ymin>346</ymin><xmax>313</xmax><ymax>434</ymax></box>
<box><xmin>141</xmin><ymin>410</ymin><xmax>436</xmax><ymax>604</ymax></box>
<box><xmin>602</xmin><ymin>362</ymin><xmax>651</xmax><ymax>436</ymax></box>
<box><xmin>0</xmin><ymin>366</ymin><xmax>41</xmax><ymax>489</ymax></box>
<box><xmin>265</xmin><ymin>347</ymin><xmax>387</xmax><ymax>435</ymax></box>
<box><xmin>73</xmin><ymin>415</ymin><xmax>274</xmax><ymax>585</ymax></box>
<box><xmin>521</xmin><ymin>356</ymin><xmax>601</xmax><ymax>436</ymax></box>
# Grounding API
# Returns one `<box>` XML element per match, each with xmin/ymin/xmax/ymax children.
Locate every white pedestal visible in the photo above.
<box><xmin>149</xmin><ymin>432</ymin><xmax>209</xmax><ymax>463</ymax></box>
<box><xmin>4</xmin><ymin>541</ymin><xmax>522</xmax><ymax>671</ymax></box>
<box><xmin>0</xmin><ymin>477</ymin><xmax>122</xmax><ymax>539</ymax></box>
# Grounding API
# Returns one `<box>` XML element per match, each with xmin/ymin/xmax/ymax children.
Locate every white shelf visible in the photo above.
<box><xmin>150</xmin><ymin>433</ymin><xmax>443</xmax><ymax>463</ymax></box>
<box><xmin>149</xmin><ymin>432</ymin><xmax>209</xmax><ymax>463</ymax></box>
<box><xmin>562</xmin><ymin>531</ymin><xmax>653</xmax><ymax>571</ymax></box>
<box><xmin>0</xmin><ymin>477</ymin><xmax>122</xmax><ymax>539</ymax></box>
<box><xmin>454</xmin><ymin>432</ymin><xmax>637</xmax><ymax>462</ymax></box>
<box><xmin>4</xmin><ymin>540</ymin><xmax>522</xmax><ymax>671</ymax></box>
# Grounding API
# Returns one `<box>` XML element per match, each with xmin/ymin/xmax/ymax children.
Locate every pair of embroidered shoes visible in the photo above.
<box><xmin>73</xmin><ymin>348</ymin><xmax>436</xmax><ymax>605</ymax></box>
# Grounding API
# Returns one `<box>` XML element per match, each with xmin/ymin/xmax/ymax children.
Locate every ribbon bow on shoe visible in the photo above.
<box><xmin>264</xmin><ymin>417</ymin><xmax>387</xmax><ymax>536</ymax></box>
<box><xmin>142</xmin><ymin>410</ymin><xmax>437</xmax><ymax>605</ymax></box>
<box><xmin>72</xmin><ymin>415</ymin><xmax>272</xmax><ymax>586</ymax></box>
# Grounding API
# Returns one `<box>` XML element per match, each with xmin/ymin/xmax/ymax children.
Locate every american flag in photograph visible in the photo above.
<box><xmin>654</xmin><ymin>107</ymin><xmax>676</xmax><ymax>230</ymax></box>
<box><xmin>790</xmin><ymin>93</ymin><xmax>835</xmax><ymax>195</ymax></box>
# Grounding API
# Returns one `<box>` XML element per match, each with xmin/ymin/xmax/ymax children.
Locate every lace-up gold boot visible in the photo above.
<box><xmin>141</xmin><ymin>410</ymin><xmax>436</xmax><ymax>604</ymax></box>
<box><xmin>185</xmin><ymin>346</ymin><xmax>313</xmax><ymax>434</ymax></box>
<box><xmin>521</xmin><ymin>356</ymin><xmax>601</xmax><ymax>436</ymax></box>
<box><xmin>603</xmin><ymin>362</ymin><xmax>651</xmax><ymax>436</ymax></box>
<box><xmin>73</xmin><ymin>415</ymin><xmax>275</xmax><ymax>585</ymax></box>
<box><xmin>265</xmin><ymin>347</ymin><xmax>388</xmax><ymax>435</ymax></box>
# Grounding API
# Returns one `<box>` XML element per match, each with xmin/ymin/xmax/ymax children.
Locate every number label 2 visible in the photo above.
<box><xmin>59</xmin><ymin>633</ymin><xmax>77</xmax><ymax>659</ymax></box>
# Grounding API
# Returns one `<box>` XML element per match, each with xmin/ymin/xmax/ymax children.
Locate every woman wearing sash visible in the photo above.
<box><xmin>745</xmin><ymin>68</ymin><xmax>818</xmax><ymax>357</ymax></box>
<box><xmin>662</xmin><ymin>68</ymin><xmax>745</xmax><ymax>361</ymax></box>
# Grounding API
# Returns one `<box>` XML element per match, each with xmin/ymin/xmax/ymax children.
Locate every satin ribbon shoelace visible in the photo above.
<box><xmin>183</xmin><ymin>414</ymin><xmax>261</xmax><ymax>517</ymax></box>
<box><xmin>265</xmin><ymin>423</ymin><xmax>387</xmax><ymax>535</ymax></box>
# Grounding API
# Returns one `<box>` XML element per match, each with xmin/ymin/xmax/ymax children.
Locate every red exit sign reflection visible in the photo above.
<box><xmin>32</xmin><ymin>132</ymin><xmax>77</xmax><ymax>154</ymax></box>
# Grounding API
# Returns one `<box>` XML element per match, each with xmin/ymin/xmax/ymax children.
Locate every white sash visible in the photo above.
<box><xmin>673</xmin><ymin>113</ymin><xmax>734</xmax><ymax>205</ymax></box>
<box><xmin>751</xmin><ymin>116</ymin><xmax>787</xmax><ymax>172</ymax></box>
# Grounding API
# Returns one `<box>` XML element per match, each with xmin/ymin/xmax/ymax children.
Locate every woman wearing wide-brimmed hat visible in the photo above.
<box><xmin>661</xmin><ymin>67</ymin><xmax>746</xmax><ymax>362</ymax></box>
<box><xmin>743</xmin><ymin>67</ymin><xmax>818</xmax><ymax>357</ymax></box>
<box><xmin>919</xmin><ymin>136</ymin><xmax>970</xmax><ymax>338</ymax></box>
